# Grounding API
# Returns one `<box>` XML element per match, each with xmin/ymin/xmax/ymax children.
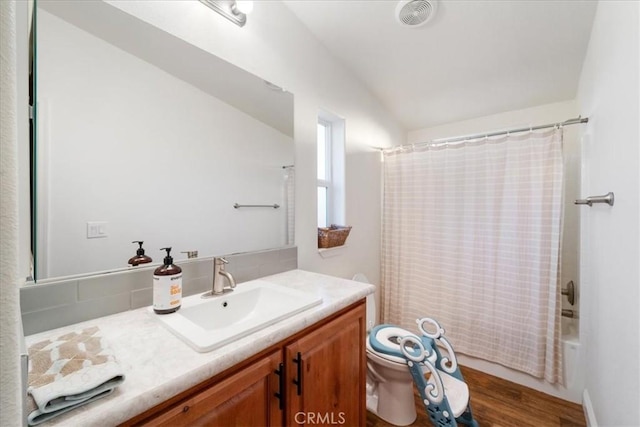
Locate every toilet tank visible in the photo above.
<box><xmin>352</xmin><ymin>273</ymin><xmax>376</xmax><ymax>331</ymax></box>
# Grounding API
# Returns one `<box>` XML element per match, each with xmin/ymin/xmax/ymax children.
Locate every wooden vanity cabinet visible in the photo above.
<box><xmin>123</xmin><ymin>301</ymin><xmax>365</xmax><ymax>427</ymax></box>
<box><xmin>285</xmin><ymin>302</ymin><xmax>366</xmax><ymax>426</ymax></box>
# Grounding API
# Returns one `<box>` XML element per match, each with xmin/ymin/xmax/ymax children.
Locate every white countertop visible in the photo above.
<box><xmin>25</xmin><ymin>270</ymin><xmax>375</xmax><ymax>426</ymax></box>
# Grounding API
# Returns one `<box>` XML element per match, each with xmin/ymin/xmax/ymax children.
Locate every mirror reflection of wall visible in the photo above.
<box><xmin>34</xmin><ymin>2</ymin><xmax>294</xmax><ymax>281</ymax></box>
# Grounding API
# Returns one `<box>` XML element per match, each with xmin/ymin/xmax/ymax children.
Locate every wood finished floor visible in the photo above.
<box><xmin>366</xmin><ymin>366</ymin><xmax>586</xmax><ymax>427</ymax></box>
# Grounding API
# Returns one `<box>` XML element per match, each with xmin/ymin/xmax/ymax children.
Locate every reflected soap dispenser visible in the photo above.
<box><xmin>128</xmin><ymin>241</ymin><xmax>153</xmax><ymax>266</ymax></box>
<box><xmin>153</xmin><ymin>247</ymin><xmax>182</xmax><ymax>314</ymax></box>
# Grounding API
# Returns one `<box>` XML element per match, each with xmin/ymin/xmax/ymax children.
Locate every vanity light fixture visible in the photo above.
<box><xmin>199</xmin><ymin>0</ymin><xmax>254</xmax><ymax>27</ymax></box>
<box><xmin>264</xmin><ymin>80</ymin><xmax>286</xmax><ymax>92</ymax></box>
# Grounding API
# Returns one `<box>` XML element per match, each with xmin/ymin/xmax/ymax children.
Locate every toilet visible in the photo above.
<box><xmin>352</xmin><ymin>274</ymin><xmax>418</xmax><ymax>426</ymax></box>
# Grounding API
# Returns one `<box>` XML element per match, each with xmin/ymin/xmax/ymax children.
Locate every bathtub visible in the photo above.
<box><xmin>458</xmin><ymin>317</ymin><xmax>584</xmax><ymax>404</ymax></box>
<box><xmin>561</xmin><ymin>318</ymin><xmax>582</xmax><ymax>394</ymax></box>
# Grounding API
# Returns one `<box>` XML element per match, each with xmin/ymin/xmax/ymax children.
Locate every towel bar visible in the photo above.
<box><xmin>575</xmin><ymin>192</ymin><xmax>614</xmax><ymax>207</ymax></box>
<box><xmin>233</xmin><ymin>203</ymin><xmax>280</xmax><ymax>209</ymax></box>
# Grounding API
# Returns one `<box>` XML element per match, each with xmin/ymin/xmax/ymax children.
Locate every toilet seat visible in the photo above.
<box><xmin>366</xmin><ymin>339</ymin><xmax>407</xmax><ymax>365</ymax></box>
<box><xmin>369</xmin><ymin>324</ymin><xmax>417</xmax><ymax>358</ymax></box>
<box><xmin>368</xmin><ymin>324</ymin><xmax>437</xmax><ymax>364</ymax></box>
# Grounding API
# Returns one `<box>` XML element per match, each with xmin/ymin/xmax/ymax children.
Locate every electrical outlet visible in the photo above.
<box><xmin>87</xmin><ymin>221</ymin><xmax>108</xmax><ymax>239</ymax></box>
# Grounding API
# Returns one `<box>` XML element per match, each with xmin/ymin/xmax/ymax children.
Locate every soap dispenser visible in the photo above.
<box><xmin>128</xmin><ymin>241</ymin><xmax>153</xmax><ymax>266</ymax></box>
<box><xmin>153</xmin><ymin>247</ymin><xmax>182</xmax><ymax>314</ymax></box>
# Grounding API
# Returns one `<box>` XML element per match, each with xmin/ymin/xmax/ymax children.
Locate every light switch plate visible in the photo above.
<box><xmin>87</xmin><ymin>221</ymin><xmax>108</xmax><ymax>238</ymax></box>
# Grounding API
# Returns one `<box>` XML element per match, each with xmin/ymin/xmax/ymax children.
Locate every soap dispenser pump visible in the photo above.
<box><xmin>128</xmin><ymin>241</ymin><xmax>153</xmax><ymax>266</ymax></box>
<box><xmin>153</xmin><ymin>247</ymin><xmax>182</xmax><ymax>314</ymax></box>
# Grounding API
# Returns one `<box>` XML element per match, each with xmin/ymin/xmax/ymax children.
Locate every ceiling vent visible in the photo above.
<box><xmin>395</xmin><ymin>0</ymin><xmax>438</xmax><ymax>28</ymax></box>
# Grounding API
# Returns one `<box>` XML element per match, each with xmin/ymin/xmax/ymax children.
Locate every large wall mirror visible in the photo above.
<box><xmin>33</xmin><ymin>0</ymin><xmax>295</xmax><ymax>281</ymax></box>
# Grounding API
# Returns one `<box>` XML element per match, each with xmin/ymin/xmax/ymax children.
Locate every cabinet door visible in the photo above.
<box><xmin>285</xmin><ymin>303</ymin><xmax>366</xmax><ymax>426</ymax></box>
<box><xmin>142</xmin><ymin>350</ymin><xmax>283</xmax><ymax>426</ymax></box>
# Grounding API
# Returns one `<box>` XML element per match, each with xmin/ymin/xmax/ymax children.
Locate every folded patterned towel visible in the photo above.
<box><xmin>27</xmin><ymin>326</ymin><xmax>125</xmax><ymax>426</ymax></box>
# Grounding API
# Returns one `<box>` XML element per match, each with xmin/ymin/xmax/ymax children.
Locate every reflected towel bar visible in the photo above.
<box><xmin>574</xmin><ymin>192</ymin><xmax>614</xmax><ymax>207</ymax></box>
<box><xmin>234</xmin><ymin>203</ymin><xmax>280</xmax><ymax>209</ymax></box>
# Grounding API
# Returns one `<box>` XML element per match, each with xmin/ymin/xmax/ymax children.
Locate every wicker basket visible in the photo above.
<box><xmin>318</xmin><ymin>225</ymin><xmax>352</xmax><ymax>248</ymax></box>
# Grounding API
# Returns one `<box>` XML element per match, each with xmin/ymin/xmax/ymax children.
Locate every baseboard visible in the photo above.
<box><xmin>582</xmin><ymin>389</ymin><xmax>598</xmax><ymax>427</ymax></box>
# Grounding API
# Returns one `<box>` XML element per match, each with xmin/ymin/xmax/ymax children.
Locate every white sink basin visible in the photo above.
<box><xmin>149</xmin><ymin>280</ymin><xmax>322</xmax><ymax>352</ymax></box>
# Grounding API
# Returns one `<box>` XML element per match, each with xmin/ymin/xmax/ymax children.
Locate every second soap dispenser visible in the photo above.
<box><xmin>128</xmin><ymin>241</ymin><xmax>153</xmax><ymax>266</ymax></box>
<box><xmin>153</xmin><ymin>247</ymin><xmax>182</xmax><ymax>314</ymax></box>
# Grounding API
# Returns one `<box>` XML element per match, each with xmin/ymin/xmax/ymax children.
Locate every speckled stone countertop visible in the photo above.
<box><xmin>25</xmin><ymin>269</ymin><xmax>375</xmax><ymax>426</ymax></box>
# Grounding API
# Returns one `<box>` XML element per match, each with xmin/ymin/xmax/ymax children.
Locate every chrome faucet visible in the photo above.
<box><xmin>203</xmin><ymin>257</ymin><xmax>236</xmax><ymax>298</ymax></box>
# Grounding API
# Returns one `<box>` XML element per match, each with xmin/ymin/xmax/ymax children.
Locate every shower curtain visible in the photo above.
<box><xmin>381</xmin><ymin>129</ymin><xmax>564</xmax><ymax>383</ymax></box>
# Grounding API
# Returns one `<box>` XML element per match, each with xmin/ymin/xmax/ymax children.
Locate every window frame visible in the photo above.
<box><xmin>317</xmin><ymin>119</ymin><xmax>333</xmax><ymax>228</ymax></box>
<box><xmin>317</xmin><ymin>109</ymin><xmax>345</xmax><ymax>235</ymax></box>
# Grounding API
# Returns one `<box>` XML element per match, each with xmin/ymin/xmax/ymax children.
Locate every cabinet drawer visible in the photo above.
<box><xmin>139</xmin><ymin>351</ymin><xmax>282</xmax><ymax>427</ymax></box>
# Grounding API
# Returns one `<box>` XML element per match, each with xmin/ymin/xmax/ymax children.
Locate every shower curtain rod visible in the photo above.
<box><xmin>381</xmin><ymin>116</ymin><xmax>589</xmax><ymax>153</ymax></box>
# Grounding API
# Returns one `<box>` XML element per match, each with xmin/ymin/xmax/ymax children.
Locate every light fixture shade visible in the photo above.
<box><xmin>200</xmin><ymin>0</ymin><xmax>248</xmax><ymax>27</ymax></box>
<box><xmin>235</xmin><ymin>1</ymin><xmax>254</xmax><ymax>15</ymax></box>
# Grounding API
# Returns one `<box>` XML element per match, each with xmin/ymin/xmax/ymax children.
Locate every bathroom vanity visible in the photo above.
<box><xmin>122</xmin><ymin>301</ymin><xmax>365</xmax><ymax>426</ymax></box>
<box><xmin>24</xmin><ymin>270</ymin><xmax>374</xmax><ymax>426</ymax></box>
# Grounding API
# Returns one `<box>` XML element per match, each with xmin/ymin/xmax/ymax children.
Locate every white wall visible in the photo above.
<box><xmin>17</xmin><ymin>0</ymin><xmax>30</xmax><ymax>283</ymax></box>
<box><xmin>38</xmin><ymin>9</ymin><xmax>294</xmax><ymax>278</ymax></box>
<box><xmin>1</xmin><ymin>1</ymin><xmax>24</xmax><ymax>425</ymax></box>
<box><xmin>101</xmin><ymin>0</ymin><xmax>405</xmax><ymax>286</ymax></box>
<box><xmin>408</xmin><ymin>100</ymin><xmax>584</xmax><ymax>402</ymax></box>
<box><xmin>576</xmin><ymin>2</ymin><xmax>639</xmax><ymax>425</ymax></box>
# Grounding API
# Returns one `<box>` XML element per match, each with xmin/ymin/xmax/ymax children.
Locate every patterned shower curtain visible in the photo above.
<box><xmin>381</xmin><ymin>128</ymin><xmax>564</xmax><ymax>383</ymax></box>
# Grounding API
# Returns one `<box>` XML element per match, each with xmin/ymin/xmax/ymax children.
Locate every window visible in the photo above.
<box><xmin>317</xmin><ymin>111</ymin><xmax>345</xmax><ymax>230</ymax></box>
<box><xmin>317</xmin><ymin>120</ymin><xmax>331</xmax><ymax>228</ymax></box>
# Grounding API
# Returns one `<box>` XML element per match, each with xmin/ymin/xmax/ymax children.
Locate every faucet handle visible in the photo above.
<box><xmin>219</xmin><ymin>257</ymin><xmax>228</xmax><ymax>264</ymax></box>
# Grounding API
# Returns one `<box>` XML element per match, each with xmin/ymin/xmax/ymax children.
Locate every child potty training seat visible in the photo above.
<box><xmin>369</xmin><ymin>324</ymin><xmax>436</xmax><ymax>363</ymax></box>
<box><xmin>398</xmin><ymin>317</ymin><xmax>479</xmax><ymax>427</ymax></box>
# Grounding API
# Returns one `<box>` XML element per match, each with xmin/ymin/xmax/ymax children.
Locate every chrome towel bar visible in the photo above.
<box><xmin>575</xmin><ymin>192</ymin><xmax>614</xmax><ymax>207</ymax></box>
<box><xmin>234</xmin><ymin>203</ymin><xmax>280</xmax><ymax>209</ymax></box>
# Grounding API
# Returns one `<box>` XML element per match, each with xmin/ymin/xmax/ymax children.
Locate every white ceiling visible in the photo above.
<box><xmin>283</xmin><ymin>0</ymin><xmax>597</xmax><ymax>131</ymax></box>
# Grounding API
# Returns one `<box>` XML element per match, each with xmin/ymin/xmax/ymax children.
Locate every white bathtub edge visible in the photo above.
<box><xmin>457</xmin><ymin>330</ymin><xmax>584</xmax><ymax>404</ymax></box>
<box><xmin>583</xmin><ymin>389</ymin><xmax>598</xmax><ymax>427</ymax></box>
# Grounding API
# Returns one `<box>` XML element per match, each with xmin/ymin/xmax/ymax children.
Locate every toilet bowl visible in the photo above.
<box><xmin>366</xmin><ymin>326</ymin><xmax>419</xmax><ymax>425</ymax></box>
<box><xmin>353</xmin><ymin>274</ymin><xmax>418</xmax><ymax>426</ymax></box>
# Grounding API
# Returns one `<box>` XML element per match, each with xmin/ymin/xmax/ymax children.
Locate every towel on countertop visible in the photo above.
<box><xmin>27</xmin><ymin>326</ymin><xmax>125</xmax><ymax>426</ymax></box>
